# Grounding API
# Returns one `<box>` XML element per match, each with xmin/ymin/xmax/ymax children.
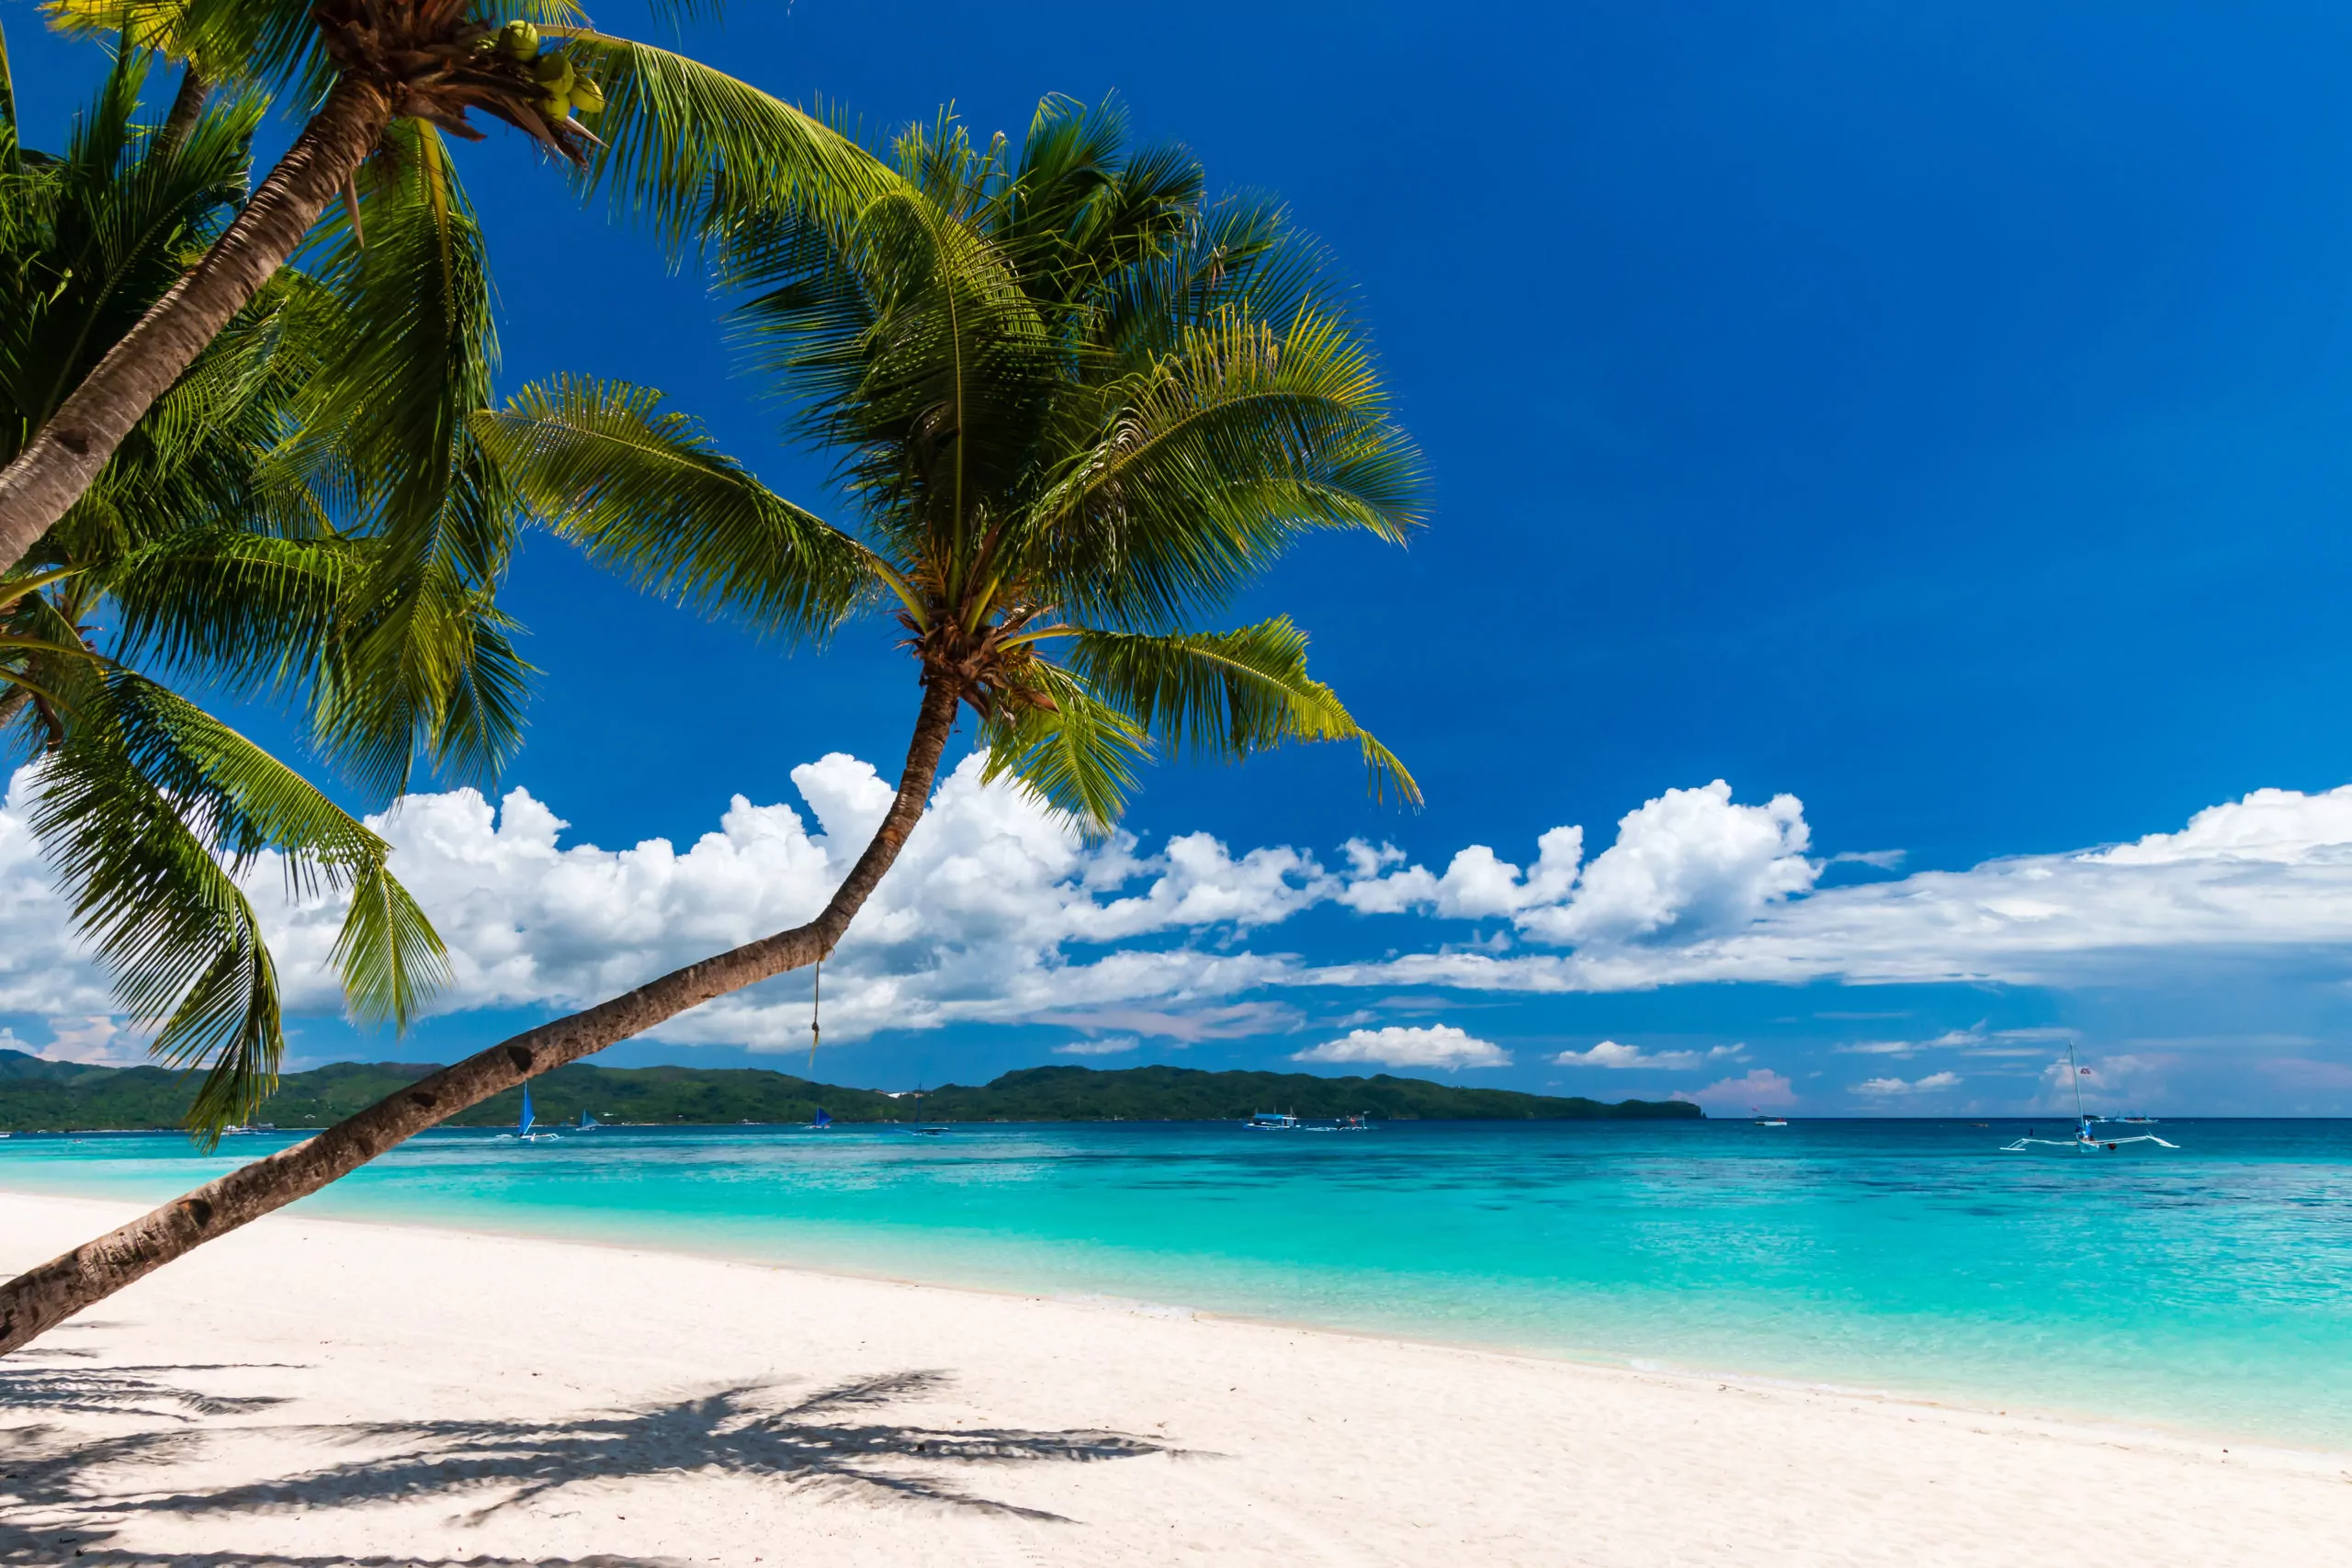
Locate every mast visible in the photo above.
<box><xmin>2068</xmin><ymin>1041</ymin><xmax>2086</xmax><ymax>1122</ymax></box>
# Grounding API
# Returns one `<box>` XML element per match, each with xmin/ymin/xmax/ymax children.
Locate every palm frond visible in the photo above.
<box><xmin>476</xmin><ymin>374</ymin><xmax>875</xmax><ymax>640</ymax></box>
<box><xmin>1024</xmin><ymin>306</ymin><xmax>1423</xmax><ymax>629</ymax></box>
<box><xmin>27</xmin><ymin>672</ymin><xmax>448</xmax><ymax>1139</ymax></box>
<box><xmin>976</xmin><ymin>661</ymin><xmax>1149</xmax><ymax>835</ymax></box>
<box><xmin>548</xmin><ymin>25</ymin><xmax>890</xmax><ymax>256</ymax></box>
<box><xmin>1060</xmin><ymin>616</ymin><xmax>1419</xmax><ymax>807</ymax></box>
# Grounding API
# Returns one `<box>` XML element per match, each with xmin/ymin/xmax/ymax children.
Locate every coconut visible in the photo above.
<box><xmin>568</xmin><ymin>76</ymin><xmax>605</xmax><ymax>113</ymax></box>
<box><xmin>538</xmin><ymin>96</ymin><xmax>571</xmax><ymax>122</ymax></box>
<box><xmin>498</xmin><ymin>18</ymin><xmax>538</xmax><ymax>59</ymax></box>
<box><xmin>532</xmin><ymin>52</ymin><xmax>574</xmax><ymax>95</ymax></box>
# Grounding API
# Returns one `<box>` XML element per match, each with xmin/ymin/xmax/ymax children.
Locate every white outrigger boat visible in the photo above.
<box><xmin>1248</xmin><ymin>1111</ymin><xmax>1374</xmax><ymax>1132</ymax></box>
<box><xmin>2003</xmin><ymin>1045</ymin><xmax>2177</xmax><ymax>1153</ymax></box>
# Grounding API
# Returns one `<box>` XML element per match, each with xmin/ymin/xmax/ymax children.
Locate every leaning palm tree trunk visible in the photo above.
<box><xmin>0</xmin><ymin>80</ymin><xmax>391</xmax><ymax>575</ymax></box>
<box><xmin>0</xmin><ymin>678</ymin><xmax>962</xmax><ymax>1356</ymax></box>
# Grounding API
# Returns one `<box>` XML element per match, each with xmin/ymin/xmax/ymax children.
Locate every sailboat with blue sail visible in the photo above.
<box><xmin>808</xmin><ymin>1108</ymin><xmax>834</xmax><ymax>1131</ymax></box>
<box><xmin>506</xmin><ymin>1082</ymin><xmax>559</xmax><ymax>1143</ymax></box>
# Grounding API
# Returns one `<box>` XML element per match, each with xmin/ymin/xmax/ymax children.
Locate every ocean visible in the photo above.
<box><xmin>6</xmin><ymin>1117</ymin><xmax>2349</xmax><ymax>1450</ymax></box>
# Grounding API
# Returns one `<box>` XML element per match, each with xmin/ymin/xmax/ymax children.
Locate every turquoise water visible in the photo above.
<box><xmin>7</xmin><ymin>1119</ymin><xmax>2351</xmax><ymax>1449</ymax></box>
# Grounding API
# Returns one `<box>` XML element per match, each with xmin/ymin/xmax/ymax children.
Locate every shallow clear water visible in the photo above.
<box><xmin>7</xmin><ymin>1118</ymin><xmax>2349</xmax><ymax>1449</ymax></box>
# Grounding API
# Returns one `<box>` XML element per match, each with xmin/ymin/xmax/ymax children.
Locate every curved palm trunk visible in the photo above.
<box><xmin>0</xmin><ymin>678</ymin><xmax>964</xmax><ymax>1357</ymax></box>
<box><xmin>157</xmin><ymin>64</ymin><xmax>210</xmax><ymax>154</ymax></box>
<box><xmin>0</xmin><ymin>78</ymin><xmax>390</xmax><ymax>575</ymax></box>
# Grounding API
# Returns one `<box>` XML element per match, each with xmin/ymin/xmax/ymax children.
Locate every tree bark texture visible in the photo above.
<box><xmin>157</xmin><ymin>64</ymin><xmax>211</xmax><ymax>154</ymax></box>
<box><xmin>0</xmin><ymin>77</ymin><xmax>390</xmax><ymax>576</ymax></box>
<box><xmin>0</xmin><ymin>678</ymin><xmax>966</xmax><ymax>1356</ymax></box>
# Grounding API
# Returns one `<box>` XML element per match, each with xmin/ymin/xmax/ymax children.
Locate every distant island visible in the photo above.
<box><xmin>0</xmin><ymin>1053</ymin><xmax>1701</xmax><ymax>1132</ymax></box>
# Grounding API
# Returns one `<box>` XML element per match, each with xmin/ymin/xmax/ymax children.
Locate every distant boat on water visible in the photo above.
<box><xmin>1751</xmin><ymin>1107</ymin><xmax>1790</xmax><ymax>1127</ymax></box>
<box><xmin>2003</xmin><ymin>1046</ymin><xmax>2177</xmax><ymax>1153</ymax></box>
<box><xmin>1249</xmin><ymin>1111</ymin><xmax>1301</xmax><ymax>1130</ymax></box>
<box><xmin>808</xmin><ymin>1108</ymin><xmax>834</xmax><ymax>1130</ymax></box>
<box><xmin>575</xmin><ymin>1110</ymin><xmax>600</xmax><ymax>1131</ymax></box>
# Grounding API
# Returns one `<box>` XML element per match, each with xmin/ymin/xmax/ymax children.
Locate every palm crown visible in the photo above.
<box><xmin>1</xmin><ymin>53</ymin><xmax>468</xmax><ymax>1135</ymax></box>
<box><xmin>487</xmin><ymin>96</ymin><xmax>1422</xmax><ymax>829</ymax></box>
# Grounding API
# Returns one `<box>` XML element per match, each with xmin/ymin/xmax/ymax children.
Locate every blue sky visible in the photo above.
<box><xmin>11</xmin><ymin>2</ymin><xmax>2352</xmax><ymax>1113</ymax></box>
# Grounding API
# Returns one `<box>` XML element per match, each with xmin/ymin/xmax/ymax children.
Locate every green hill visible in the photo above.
<box><xmin>0</xmin><ymin>1051</ymin><xmax>1701</xmax><ymax>1132</ymax></box>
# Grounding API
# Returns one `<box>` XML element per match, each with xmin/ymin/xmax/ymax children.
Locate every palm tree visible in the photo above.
<box><xmin>2</xmin><ymin>50</ymin><xmax>505</xmax><ymax>1134</ymax></box>
<box><xmin>0</xmin><ymin>95</ymin><xmax>1424</xmax><ymax>1355</ymax></box>
<box><xmin>0</xmin><ymin>0</ymin><xmax>878</xmax><ymax>576</ymax></box>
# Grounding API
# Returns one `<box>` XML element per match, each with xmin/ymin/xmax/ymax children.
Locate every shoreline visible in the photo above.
<box><xmin>7</xmin><ymin>1191</ymin><xmax>2352</xmax><ymax>1566</ymax></box>
<box><xmin>5</xmin><ymin>1179</ymin><xmax>2341</xmax><ymax>1461</ymax></box>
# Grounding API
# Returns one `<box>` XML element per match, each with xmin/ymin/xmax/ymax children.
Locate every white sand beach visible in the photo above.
<box><xmin>4</xmin><ymin>1190</ymin><xmax>2347</xmax><ymax>1567</ymax></box>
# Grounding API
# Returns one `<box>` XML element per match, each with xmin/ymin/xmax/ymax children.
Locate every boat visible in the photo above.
<box><xmin>1334</xmin><ymin>1113</ymin><xmax>1373</xmax><ymax>1132</ymax></box>
<box><xmin>574</xmin><ymin>1110</ymin><xmax>600</xmax><ymax>1131</ymax></box>
<box><xmin>900</xmin><ymin>1087</ymin><xmax>947</xmax><ymax>1135</ymax></box>
<box><xmin>508</xmin><ymin>1082</ymin><xmax>560</xmax><ymax>1143</ymax></box>
<box><xmin>808</xmin><ymin>1108</ymin><xmax>834</xmax><ymax>1131</ymax></box>
<box><xmin>1751</xmin><ymin>1107</ymin><xmax>1789</xmax><ymax>1127</ymax></box>
<box><xmin>2114</xmin><ymin>1114</ymin><xmax>2159</xmax><ymax>1124</ymax></box>
<box><xmin>1248</xmin><ymin>1111</ymin><xmax>1301</xmax><ymax>1130</ymax></box>
<box><xmin>2003</xmin><ymin>1045</ymin><xmax>2177</xmax><ymax>1153</ymax></box>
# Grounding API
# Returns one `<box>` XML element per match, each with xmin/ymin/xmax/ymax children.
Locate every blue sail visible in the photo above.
<box><xmin>812</xmin><ymin>1108</ymin><xmax>832</xmax><ymax>1127</ymax></box>
<box><xmin>518</xmin><ymin>1082</ymin><xmax>535</xmax><ymax>1138</ymax></box>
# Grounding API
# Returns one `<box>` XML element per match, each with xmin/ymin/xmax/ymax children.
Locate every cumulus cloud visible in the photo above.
<box><xmin>16</xmin><ymin>755</ymin><xmax>2352</xmax><ymax>1066</ymax></box>
<box><xmin>1337</xmin><ymin>782</ymin><xmax>1813</xmax><ymax>943</ymax></box>
<box><xmin>1550</xmin><ymin>1040</ymin><xmax>1745</xmax><ymax>1070</ymax></box>
<box><xmin>1314</xmin><ymin>782</ymin><xmax>2352</xmax><ymax>995</ymax></box>
<box><xmin>1679</xmin><ymin>1067</ymin><xmax>1796</xmax><ymax>1111</ymax></box>
<box><xmin>1291</xmin><ymin>1024</ymin><xmax>1510</xmax><ymax>1069</ymax></box>
<box><xmin>0</xmin><ymin>754</ymin><xmax>1316</xmax><ymax>1058</ymax></box>
<box><xmin>1851</xmin><ymin>1071</ymin><xmax>1962</xmax><ymax>1097</ymax></box>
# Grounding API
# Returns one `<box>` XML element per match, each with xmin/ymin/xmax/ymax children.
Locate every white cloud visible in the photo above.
<box><xmin>1852</xmin><ymin>1071</ymin><xmax>1962</xmax><ymax>1097</ymax></box>
<box><xmin>0</xmin><ymin>754</ymin><xmax>1315</xmax><ymax>1057</ymax></box>
<box><xmin>16</xmin><ymin>755</ymin><xmax>2352</xmax><ymax>1066</ymax></box>
<box><xmin>1315</xmin><ymin>782</ymin><xmax>2352</xmax><ymax>995</ymax></box>
<box><xmin>1679</xmin><ymin>1067</ymin><xmax>1796</xmax><ymax>1111</ymax></box>
<box><xmin>2094</xmin><ymin>787</ymin><xmax>2352</xmax><ymax>865</ymax></box>
<box><xmin>1337</xmin><ymin>828</ymin><xmax>1582</xmax><ymax>919</ymax></box>
<box><xmin>1550</xmin><ymin>1040</ymin><xmax>1744</xmax><ymax>1070</ymax></box>
<box><xmin>2037</xmin><ymin>1052</ymin><xmax>2165</xmax><ymax>1111</ymax></box>
<box><xmin>1338</xmin><ymin>783</ymin><xmax>1813</xmax><ymax>943</ymax></box>
<box><xmin>1291</xmin><ymin>1024</ymin><xmax>1510</xmax><ymax>1070</ymax></box>
<box><xmin>1051</xmin><ymin>1036</ymin><xmax>1141</xmax><ymax>1056</ymax></box>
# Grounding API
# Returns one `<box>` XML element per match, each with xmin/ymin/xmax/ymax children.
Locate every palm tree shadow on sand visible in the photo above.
<box><xmin>4</xmin><ymin>1368</ymin><xmax>1188</xmax><ymax>1563</ymax></box>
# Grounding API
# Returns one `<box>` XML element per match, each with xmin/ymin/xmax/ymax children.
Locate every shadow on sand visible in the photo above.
<box><xmin>3</xmin><ymin>1365</ymin><xmax>1182</xmax><ymax>1563</ymax></box>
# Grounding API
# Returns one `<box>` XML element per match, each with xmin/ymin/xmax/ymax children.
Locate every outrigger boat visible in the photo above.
<box><xmin>1248</xmin><ymin>1111</ymin><xmax>1301</xmax><ymax>1130</ymax></box>
<box><xmin>2002</xmin><ymin>1045</ymin><xmax>2177</xmax><ymax>1153</ymax></box>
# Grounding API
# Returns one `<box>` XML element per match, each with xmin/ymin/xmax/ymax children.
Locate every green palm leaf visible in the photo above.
<box><xmin>474</xmin><ymin>375</ymin><xmax>873</xmax><ymax>640</ymax></box>
<box><xmin>1057</xmin><ymin>617</ymin><xmax>1419</xmax><ymax>807</ymax></box>
<box><xmin>976</xmin><ymin>661</ymin><xmax>1149</xmax><ymax>835</ymax></box>
<box><xmin>28</xmin><ymin>671</ymin><xmax>449</xmax><ymax>1139</ymax></box>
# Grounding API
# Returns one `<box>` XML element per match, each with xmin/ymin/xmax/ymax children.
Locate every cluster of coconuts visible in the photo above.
<box><xmin>476</xmin><ymin>18</ymin><xmax>603</xmax><ymax>119</ymax></box>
